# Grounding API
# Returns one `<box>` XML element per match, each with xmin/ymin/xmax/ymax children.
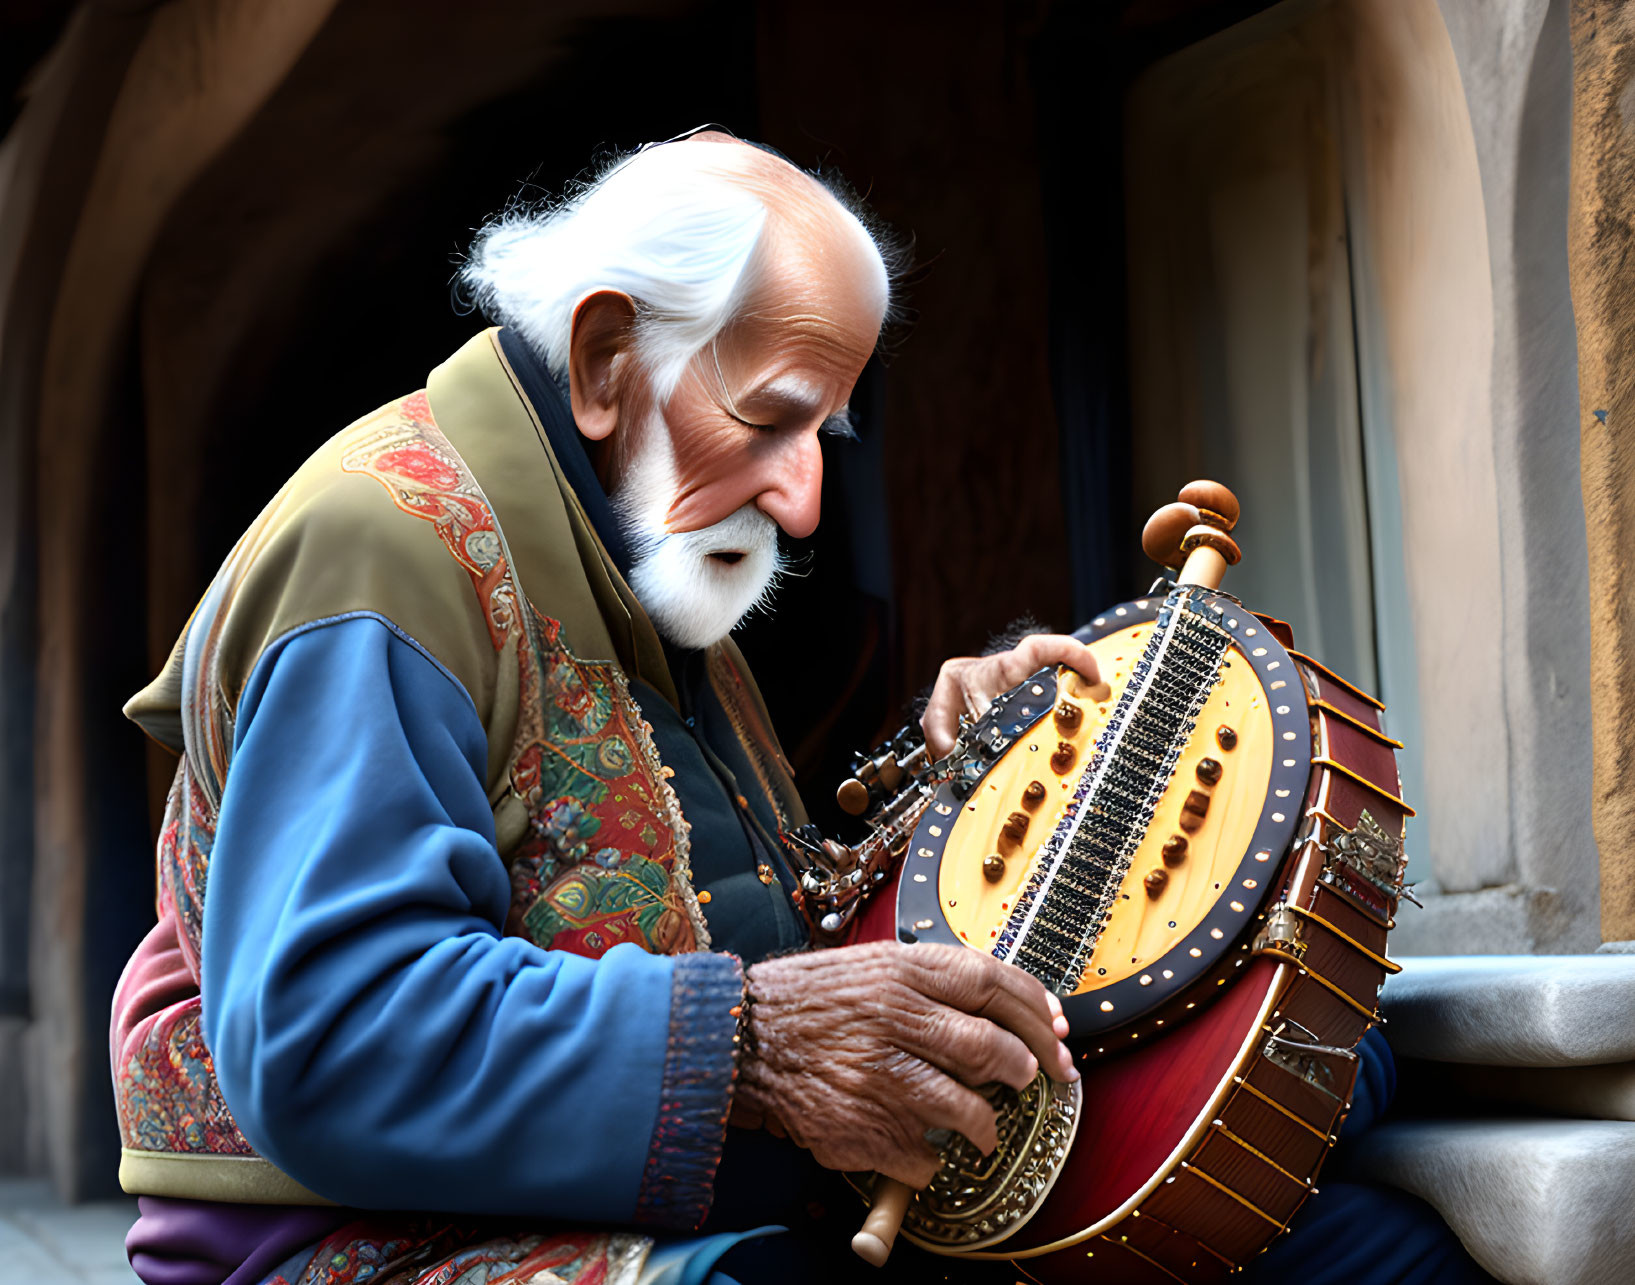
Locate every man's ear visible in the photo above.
<box><xmin>567</xmin><ymin>290</ymin><xmax>638</xmax><ymax>442</ymax></box>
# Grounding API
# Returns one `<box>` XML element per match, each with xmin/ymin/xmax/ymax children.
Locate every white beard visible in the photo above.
<box><xmin>608</xmin><ymin>426</ymin><xmax>786</xmax><ymax>650</ymax></box>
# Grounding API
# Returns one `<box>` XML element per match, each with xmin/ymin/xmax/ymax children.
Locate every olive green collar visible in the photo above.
<box><xmin>426</xmin><ymin>329</ymin><xmax>678</xmax><ymax>708</ymax></box>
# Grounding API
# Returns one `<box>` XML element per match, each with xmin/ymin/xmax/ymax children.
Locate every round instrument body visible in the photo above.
<box><xmin>851</xmin><ymin>586</ymin><xmax>1412</xmax><ymax>1280</ymax></box>
<box><xmin>892</xmin><ymin>589</ymin><xmax>1310</xmax><ymax>1039</ymax></box>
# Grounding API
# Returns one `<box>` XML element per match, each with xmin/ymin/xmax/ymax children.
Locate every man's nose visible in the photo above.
<box><xmin>754</xmin><ymin>432</ymin><xmax>824</xmax><ymax>539</ymax></box>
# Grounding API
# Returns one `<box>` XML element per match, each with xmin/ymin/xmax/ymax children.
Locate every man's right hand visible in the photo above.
<box><xmin>730</xmin><ymin>941</ymin><xmax>1077</xmax><ymax>1188</ymax></box>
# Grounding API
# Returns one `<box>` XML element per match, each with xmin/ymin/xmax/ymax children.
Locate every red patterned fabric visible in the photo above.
<box><xmin>266</xmin><ymin>1219</ymin><xmax>641</xmax><ymax>1285</ymax></box>
<box><xmin>115</xmin><ymin>995</ymin><xmax>255</xmax><ymax>1157</ymax></box>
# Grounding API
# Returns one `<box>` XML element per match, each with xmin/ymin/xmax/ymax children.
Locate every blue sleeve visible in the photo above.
<box><xmin>200</xmin><ymin>613</ymin><xmax>742</xmax><ymax>1229</ymax></box>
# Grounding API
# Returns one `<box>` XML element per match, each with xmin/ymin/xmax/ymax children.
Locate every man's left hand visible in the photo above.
<box><xmin>921</xmin><ymin>634</ymin><xmax>1103</xmax><ymax>760</ymax></box>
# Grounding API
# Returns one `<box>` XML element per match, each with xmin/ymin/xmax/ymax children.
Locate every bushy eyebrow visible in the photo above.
<box><xmin>744</xmin><ymin>380</ymin><xmax>824</xmax><ymax>419</ymax></box>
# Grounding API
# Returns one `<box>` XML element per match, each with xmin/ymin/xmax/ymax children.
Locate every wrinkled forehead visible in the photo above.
<box><xmin>725</xmin><ymin>227</ymin><xmax>885</xmax><ymax>379</ymax></box>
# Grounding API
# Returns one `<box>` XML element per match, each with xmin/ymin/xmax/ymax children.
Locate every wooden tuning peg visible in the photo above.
<box><xmin>1174</xmin><ymin>480</ymin><xmax>1241</xmax><ymax>589</ymax></box>
<box><xmin>1142</xmin><ymin>501</ymin><xmax>1199</xmax><ymax>572</ymax></box>
<box><xmin>836</xmin><ymin>777</ymin><xmax>870</xmax><ymax>816</ymax></box>
<box><xmin>1178</xmin><ymin>480</ymin><xmax>1240</xmax><ymax>532</ymax></box>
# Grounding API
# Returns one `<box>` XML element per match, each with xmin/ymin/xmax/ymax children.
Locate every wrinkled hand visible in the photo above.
<box><xmin>732</xmin><ymin>941</ymin><xmax>1077</xmax><ymax>1187</ymax></box>
<box><xmin>921</xmin><ymin>633</ymin><xmax>1103</xmax><ymax>760</ymax></box>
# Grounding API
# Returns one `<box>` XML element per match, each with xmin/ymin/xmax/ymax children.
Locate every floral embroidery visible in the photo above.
<box><xmin>342</xmin><ymin>397</ymin><xmax>709</xmax><ymax>960</ymax></box>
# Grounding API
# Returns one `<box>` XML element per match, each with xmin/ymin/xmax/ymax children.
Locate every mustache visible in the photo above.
<box><xmin>639</xmin><ymin>504</ymin><xmax>777</xmax><ymax>555</ymax></box>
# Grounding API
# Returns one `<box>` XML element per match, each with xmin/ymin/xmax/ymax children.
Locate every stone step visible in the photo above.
<box><xmin>1381</xmin><ymin>954</ymin><xmax>1635</xmax><ymax>1066</ymax></box>
<box><xmin>1342</xmin><ymin>1119</ymin><xmax>1635</xmax><ymax>1285</ymax></box>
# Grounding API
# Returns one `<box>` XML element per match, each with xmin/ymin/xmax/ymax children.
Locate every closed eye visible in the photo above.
<box><xmin>727</xmin><ymin>407</ymin><xmax>858</xmax><ymax>440</ymax></box>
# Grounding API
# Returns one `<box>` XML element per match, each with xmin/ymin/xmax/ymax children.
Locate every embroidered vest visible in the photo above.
<box><xmin>111</xmin><ymin>331</ymin><xmax>803</xmax><ymax>1206</ymax></box>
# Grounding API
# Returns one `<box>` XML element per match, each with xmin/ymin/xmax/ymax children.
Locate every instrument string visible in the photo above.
<box><xmin>997</xmin><ymin>591</ymin><xmax>1230</xmax><ymax>992</ymax></box>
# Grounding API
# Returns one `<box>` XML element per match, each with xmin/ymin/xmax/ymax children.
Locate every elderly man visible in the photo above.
<box><xmin>110</xmin><ymin>130</ymin><xmax>1493</xmax><ymax>1285</ymax></box>
<box><xmin>109</xmin><ymin>130</ymin><xmax>1091</xmax><ymax>1285</ymax></box>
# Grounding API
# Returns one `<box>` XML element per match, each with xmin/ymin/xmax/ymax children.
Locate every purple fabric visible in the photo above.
<box><xmin>126</xmin><ymin>1197</ymin><xmax>350</xmax><ymax>1285</ymax></box>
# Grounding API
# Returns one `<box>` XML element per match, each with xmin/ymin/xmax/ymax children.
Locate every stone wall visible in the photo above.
<box><xmin>1124</xmin><ymin>0</ymin><xmax>1598</xmax><ymax>954</ymax></box>
<box><xmin>1355</xmin><ymin>0</ymin><xmax>1595</xmax><ymax>952</ymax></box>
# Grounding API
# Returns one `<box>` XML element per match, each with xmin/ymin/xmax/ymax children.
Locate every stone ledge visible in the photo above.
<box><xmin>1380</xmin><ymin>954</ymin><xmax>1635</xmax><ymax>1065</ymax></box>
<box><xmin>1342</xmin><ymin>1119</ymin><xmax>1635</xmax><ymax>1285</ymax></box>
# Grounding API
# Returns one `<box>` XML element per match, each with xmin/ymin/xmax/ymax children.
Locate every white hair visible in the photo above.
<box><xmin>460</xmin><ymin>139</ymin><xmax>901</xmax><ymax>650</ymax></box>
<box><xmin>460</xmin><ymin>143</ymin><xmax>889</xmax><ymax>402</ymax></box>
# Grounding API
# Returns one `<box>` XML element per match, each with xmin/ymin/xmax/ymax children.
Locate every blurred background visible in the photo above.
<box><xmin>0</xmin><ymin>0</ymin><xmax>1621</xmax><ymax>1217</ymax></box>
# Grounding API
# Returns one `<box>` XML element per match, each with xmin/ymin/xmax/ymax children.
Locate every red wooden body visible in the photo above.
<box><xmin>847</xmin><ymin>636</ymin><xmax>1408</xmax><ymax>1283</ymax></box>
<box><xmin>854</xmin><ymin>870</ymin><xmax>1287</xmax><ymax>1282</ymax></box>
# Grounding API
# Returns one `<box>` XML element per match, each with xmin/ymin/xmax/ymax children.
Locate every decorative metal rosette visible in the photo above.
<box><xmin>898</xmin><ymin>1071</ymin><xmax>1083</xmax><ymax>1252</ymax></box>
